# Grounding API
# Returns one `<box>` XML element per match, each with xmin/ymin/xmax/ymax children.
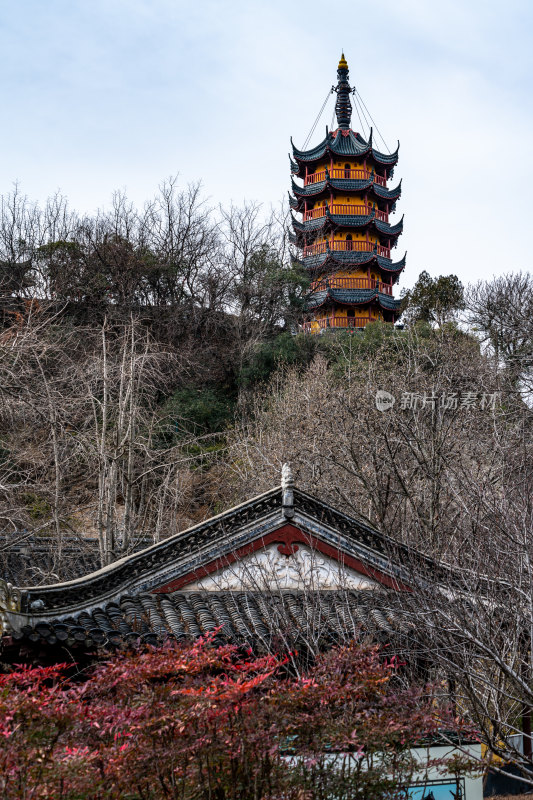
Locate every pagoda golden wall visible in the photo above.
<box><xmin>312</xmin><ymin>232</ymin><xmax>382</xmax><ymax>247</ymax></box>
<box><xmin>314</xmin><ymin>307</ymin><xmax>383</xmax><ymax>321</ymax></box>
<box><xmin>313</xmin><ymin>267</ymin><xmax>381</xmax><ymax>283</ymax></box>
<box><xmin>306</xmin><ymin>158</ymin><xmax>368</xmax><ymax>172</ymax></box>
<box><xmin>302</xmin><ymin>152</ymin><xmax>393</xmax><ymax>333</ymax></box>
<box><xmin>309</xmin><ymin>197</ymin><xmax>374</xmax><ymax>211</ymax></box>
<box><xmin>308</xmin><ymin>306</ymin><xmax>384</xmax><ymax>334</ymax></box>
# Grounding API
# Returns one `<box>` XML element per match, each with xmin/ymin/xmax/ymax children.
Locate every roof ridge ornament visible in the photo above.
<box><xmin>281</xmin><ymin>463</ymin><xmax>294</xmax><ymax>519</ymax></box>
<box><xmin>334</xmin><ymin>53</ymin><xmax>352</xmax><ymax>130</ymax></box>
<box><xmin>0</xmin><ymin>578</ymin><xmax>22</xmax><ymax>635</ymax></box>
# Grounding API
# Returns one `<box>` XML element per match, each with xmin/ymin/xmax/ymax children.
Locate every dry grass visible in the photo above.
<box><xmin>489</xmin><ymin>795</ymin><xmax>533</xmax><ymax>800</ymax></box>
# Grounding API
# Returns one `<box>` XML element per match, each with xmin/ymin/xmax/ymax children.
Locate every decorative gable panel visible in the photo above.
<box><xmin>180</xmin><ymin>542</ymin><xmax>378</xmax><ymax>592</ymax></box>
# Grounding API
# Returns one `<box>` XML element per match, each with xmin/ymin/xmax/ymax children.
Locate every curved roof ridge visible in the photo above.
<box><xmin>372</xmin><ymin>140</ymin><xmax>400</xmax><ymax>165</ymax></box>
<box><xmin>375</xmin><ymin>215</ymin><xmax>404</xmax><ymax>236</ymax></box>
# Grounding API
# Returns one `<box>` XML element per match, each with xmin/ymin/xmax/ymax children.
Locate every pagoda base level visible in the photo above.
<box><xmin>302</xmin><ymin>316</ymin><xmax>395</xmax><ymax>334</ymax></box>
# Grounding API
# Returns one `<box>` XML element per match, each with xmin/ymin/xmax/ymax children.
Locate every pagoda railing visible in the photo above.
<box><xmin>303</xmin><ymin>240</ymin><xmax>391</xmax><ymax>259</ymax></box>
<box><xmin>309</xmin><ymin>277</ymin><xmax>393</xmax><ymax>295</ymax></box>
<box><xmin>302</xmin><ymin>316</ymin><xmax>374</xmax><ymax>333</ymax></box>
<box><xmin>305</xmin><ymin>169</ymin><xmax>387</xmax><ymax>187</ymax></box>
<box><xmin>303</xmin><ymin>204</ymin><xmax>388</xmax><ymax>222</ymax></box>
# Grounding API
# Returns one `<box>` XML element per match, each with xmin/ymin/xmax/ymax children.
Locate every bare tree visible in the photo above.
<box><xmin>219</xmin><ymin>200</ymin><xmax>307</xmax><ymax>366</ymax></box>
<box><xmin>227</xmin><ymin>325</ymin><xmax>507</xmax><ymax>554</ymax></box>
<box><xmin>387</xmin><ymin>406</ymin><xmax>533</xmax><ymax>785</ymax></box>
<box><xmin>0</xmin><ymin>304</ymin><xmax>92</xmax><ymax>582</ymax></box>
<box><xmin>466</xmin><ymin>272</ymin><xmax>533</xmax><ymax>390</ymax></box>
<box><xmin>227</xmin><ymin>322</ymin><xmax>533</xmax><ymax>781</ymax></box>
<box><xmin>0</xmin><ymin>307</ymin><xmax>227</xmax><ymax>580</ymax></box>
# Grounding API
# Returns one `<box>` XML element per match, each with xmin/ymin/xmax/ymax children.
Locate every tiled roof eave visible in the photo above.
<box><xmin>371</xmin><ymin>146</ymin><xmax>399</xmax><ymax>166</ymax></box>
<box><xmin>375</xmin><ymin>216</ymin><xmax>404</xmax><ymax>236</ymax></box>
<box><xmin>291</xmin><ymin>131</ymin><xmax>399</xmax><ymax>169</ymax></box>
<box><xmin>293</xmin><ymin>218</ymin><xmax>404</xmax><ymax>241</ymax></box>
<box><xmin>291</xmin><ymin>183</ymin><xmax>401</xmax><ymax>215</ymax></box>
<box><xmin>4</xmin><ymin>589</ymin><xmax>406</xmax><ymax>656</ymax></box>
<box><xmin>291</xmin><ymin>178</ymin><xmax>400</xmax><ymax>198</ymax></box>
<box><xmin>291</xmin><ymin>179</ymin><xmax>328</xmax><ymax>198</ymax></box>
<box><xmin>302</xmin><ymin>251</ymin><xmax>406</xmax><ymax>273</ymax></box>
<box><xmin>307</xmin><ymin>288</ymin><xmax>401</xmax><ymax>311</ymax></box>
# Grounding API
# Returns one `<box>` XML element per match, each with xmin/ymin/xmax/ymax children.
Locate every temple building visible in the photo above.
<box><xmin>290</xmin><ymin>54</ymin><xmax>405</xmax><ymax>332</ymax></box>
<box><xmin>0</xmin><ymin>465</ymin><xmax>432</xmax><ymax>664</ymax></box>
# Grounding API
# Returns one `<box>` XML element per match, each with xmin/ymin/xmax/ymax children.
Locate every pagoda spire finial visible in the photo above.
<box><xmin>335</xmin><ymin>53</ymin><xmax>352</xmax><ymax>129</ymax></box>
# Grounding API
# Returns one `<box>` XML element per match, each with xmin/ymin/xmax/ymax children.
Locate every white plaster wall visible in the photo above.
<box><xmin>181</xmin><ymin>543</ymin><xmax>379</xmax><ymax>591</ymax></box>
<box><xmin>410</xmin><ymin>743</ymin><xmax>483</xmax><ymax>800</ymax></box>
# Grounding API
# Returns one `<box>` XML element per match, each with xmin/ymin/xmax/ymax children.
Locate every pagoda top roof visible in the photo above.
<box><xmin>292</xmin><ymin>56</ymin><xmax>398</xmax><ymax>177</ymax></box>
<box><xmin>291</xmin><ymin>128</ymin><xmax>399</xmax><ymax>174</ymax></box>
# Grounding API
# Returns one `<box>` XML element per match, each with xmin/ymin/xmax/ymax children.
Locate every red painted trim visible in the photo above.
<box><xmin>153</xmin><ymin>523</ymin><xmax>409</xmax><ymax>593</ymax></box>
<box><xmin>278</xmin><ymin>542</ymin><xmax>299</xmax><ymax>556</ymax></box>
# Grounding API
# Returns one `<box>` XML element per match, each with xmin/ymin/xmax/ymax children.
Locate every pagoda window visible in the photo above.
<box><xmin>344</xmin><ymin>163</ymin><xmax>351</xmax><ymax>179</ymax></box>
<box><xmin>346</xmin><ymin>234</ymin><xmax>353</xmax><ymax>251</ymax></box>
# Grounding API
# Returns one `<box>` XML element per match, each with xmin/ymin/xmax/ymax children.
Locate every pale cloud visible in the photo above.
<box><xmin>0</xmin><ymin>0</ymin><xmax>531</xmax><ymax>288</ymax></box>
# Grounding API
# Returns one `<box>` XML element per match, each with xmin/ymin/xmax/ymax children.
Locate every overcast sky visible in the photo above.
<box><xmin>1</xmin><ymin>0</ymin><xmax>532</xmax><ymax>287</ymax></box>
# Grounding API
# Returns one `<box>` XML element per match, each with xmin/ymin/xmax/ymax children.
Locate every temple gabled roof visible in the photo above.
<box><xmin>1</xmin><ymin>474</ymin><xmax>460</xmax><ymax>660</ymax></box>
<box><xmin>2</xmin><ymin>470</ymin><xmax>475</xmax><ymax>662</ymax></box>
<box><xmin>291</xmin><ymin>128</ymin><xmax>399</xmax><ymax>179</ymax></box>
<box><xmin>5</xmin><ymin>486</ymin><xmax>410</xmax><ymax>616</ymax></box>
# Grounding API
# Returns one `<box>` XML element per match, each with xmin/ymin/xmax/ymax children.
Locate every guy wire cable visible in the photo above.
<box><xmin>352</xmin><ymin>88</ymin><xmax>372</xmax><ymax>139</ymax></box>
<box><xmin>302</xmin><ymin>88</ymin><xmax>333</xmax><ymax>150</ymax></box>
<box><xmin>353</xmin><ymin>87</ymin><xmax>391</xmax><ymax>153</ymax></box>
<box><xmin>352</xmin><ymin>90</ymin><xmax>368</xmax><ymax>139</ymax></box>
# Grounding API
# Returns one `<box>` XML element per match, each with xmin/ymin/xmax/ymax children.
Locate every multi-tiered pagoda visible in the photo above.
<box><xmin>290</xmin><ymin>54</ymin><xmax>405</xmax><ymax>332</ymax></box>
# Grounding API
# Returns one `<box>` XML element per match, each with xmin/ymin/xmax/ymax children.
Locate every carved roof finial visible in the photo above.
<box><xmin>281</xmin><ymin>462</ymin><xmax>293</xmax><ymax>489</ymax></box>
<box><xmin>281</xmin><ymin>463</ymin><xmax>294</xmax><ymax>519</ymax></box>
<box><xmin>0</xmin><ymin>578</ymin><xmax>22</xmax><ymax>635</ymax></box>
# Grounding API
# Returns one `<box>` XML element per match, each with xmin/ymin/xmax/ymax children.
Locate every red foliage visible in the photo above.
<box><xmin>0</xmin><ymin>635</ymin><xmax>470</xmax><ymax>799</ymax></box>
